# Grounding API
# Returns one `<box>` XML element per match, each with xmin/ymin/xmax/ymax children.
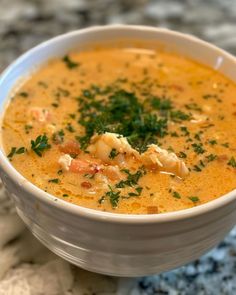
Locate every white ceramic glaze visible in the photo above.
<box><xmin>0</xmin><ymin>25</ymin><xmax>236</xmax><ymax>277</ymax></box>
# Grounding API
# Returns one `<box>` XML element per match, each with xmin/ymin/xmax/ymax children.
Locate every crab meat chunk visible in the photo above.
<box><xmin>58</xmin><ymin>154</ymin><xmax>72</xmax><ymax>171</ymax></box>
<box><xmin>87</xmin><ymin>132</ymin><xmax>139</xmax><ymax>165</ymax></box>
<box><xmin>141</xmin><ymin>144</ymin><xmax>189</xmax><ymax>178</ymax></box>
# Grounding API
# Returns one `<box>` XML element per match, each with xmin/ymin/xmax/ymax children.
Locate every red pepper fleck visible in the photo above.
<box><xmin>169</xmin><ymin>84</ymin><xmax>184</xmax><ymax>92</ymax></box>
<box><xmin>81</xmin><ymin>181</ymin><xmax>92</xmax><ymax>189</ymax></box>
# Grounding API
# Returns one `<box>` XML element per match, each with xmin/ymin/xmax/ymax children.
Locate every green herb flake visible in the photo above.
<box><xmin>7</xmin><ymin>147</ymin><xmax>26</xmax><ymax>159</ymax></box>
<box><xmin>192</xmin><ymin>143</ymin><xmax>205</xmax><ymax>154</ymax></box>
<box><xmin>48</xmin><ymin>178</ymin><xmax>60</xmax><ymax>183</ymax></box>
<box><xmin>127</xmin><ymin>186</ymin><xmax>143</xmax><ymax>197</ymax></box>
<box><xmin>63</xmin><ymin>194</ymin><xmax>69</xmax><ymax>197</ymax></box>
<box><xmin>228</xmin><ymin>157</ymin><xmax>236</xmax><ymax>168</ymax></box>
<box><xmin>56</xmin><ymin>87</ymin><xmax>70</xmax><ymax>98</ymax></box>
<box><xmin>189</xmin><ymin>196</ymin><xmax>200</xmax><ymax>203</ymax></box>
<box><xmin>38</xmin><ymin>81</ymin><xmax>48</xmax><ymax>88</ymax></box>
<box><xmin>51</xmin><ymin>102</ymin><xmax>59</xmax><ymax>108</ymax></box>
<box><xmin>84</xmin><ymin>173</ymin><xmax>95</xmax><ymax>180</ymax></box>
<box><xmin>194</xmin><ymin>132</ymin><xmax>202</xmax><ymax>141</ymax></box>
<box><xmin>109</xmin><ymin>148</ymin><xmax>119</xmax><ymax>159</ymax></box>
<box><xmin>98</xmin><ymin>196</ymin><xmax>105</xmax><ymax>204</ymax></box>
<box><xmin>116</xmin><ymin>168</ymin><xmax>144</xmax><ymax>188</ymax></box>
<box><xmin>172</xmin><ymin>191</ymin><xmax>181</xmax><ymax>199</ymax></box>
<box><xmin>31</xmin><ymin>134</ymin><xmax>51</xmax><ymax>157</ymax></box>
<box><xmin>185</xmin><ymin>103</ymin><xmax>202</xmax><ymax>112</ymax></box>
<box><xmin>103</xmin><ymin>185</ymin><xmax>121</xmax><ymax>208</ymax></box>
<box><xmin>208</xmin><ymin>139</ymin><xmax>217</xmax><ymax>146</ymax></box>
<box><xmin>222</xmin><ymin>142</ymin><xmax>229</xmax><ymax>148</ymax></box>
<box><xmin>193</xmin><ymin>165</ymin><xmax>202</xmax><ymax>172</ymax></box>
<box><xmin>199</xmin><ymin>160</ymin><xmax>205</xmax><ymax>167</ymax></box>
<box><xmin>66</xmin><ymin>123</ymin><xmax>75</xmax><ymax>133</ymax></box>
<box><xmin>170</xmin><ymin>131</ymin><xmax>179</xmax><ymax>137</ymax></box>
<box><xmin>180</xmin><ymin>126</ymin><xmax>190</xmax><ymax>136</ymax></box>
<box><xmin>170</xmin><ymin>110</ymin><xmax>191</xmax><ymax>122</ymax></box>
<box><xmin>203</xmin><ymin>94</ymin><xmax>221</xmax><ymax>102</ymax></box>
<box><xmin>24</xmin><ymin>124</ymin><xmax>33</xmax><ymax>134</ymax></box>
<box><xmin>206</xmin><ymin>154</ymin><xmax>217</xmax><ymax>162</ymax></box>
<box><xmin>69</xmin><ymin>113</ymin><xmax>76</xmax><ymax>119</ymax></box>
<box><xmin>178</xmin><ymin>151</ymin><xmax>187</xmax><ymax>158</ymax></box>
<box><xmin>57</xmin><ymin>169</ymin><xmax>63</xmax><ymax>175</ymax></box>
<box><xmin>19</xmin><ymin>92</ymin><xmax>28</xmax><ymax>97</ymax></box>
<box><xmin>62</xmin><ymin>55</ymin><xmax>80</xmax><ymax>69</ymax></box>
<box><xmin>150</xmin><ymin>96</ymin><xmax>173</xmax><ymax>111</ymax></box>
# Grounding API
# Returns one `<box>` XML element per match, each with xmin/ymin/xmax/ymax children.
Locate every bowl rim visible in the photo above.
<box><xmin>0</xmin><ymin>24</ymin><xmax>236</xmax><ymax>224</ymax></box>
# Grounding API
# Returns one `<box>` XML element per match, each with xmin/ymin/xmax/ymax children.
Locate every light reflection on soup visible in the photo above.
<box><xmin>2</xmin><ymin>46</ymin><xmax>236</xmax><ymax>214</ymax></box>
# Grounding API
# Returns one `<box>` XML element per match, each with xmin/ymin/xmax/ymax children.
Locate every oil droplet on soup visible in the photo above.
<box><xmin>2</xmin><ymin>46</ymin><xmax>236</xmax><ymax>214</ymax></box>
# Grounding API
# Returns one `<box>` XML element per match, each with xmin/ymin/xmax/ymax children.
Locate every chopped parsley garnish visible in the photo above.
<box><xmin>38</xmin><ymin>81</ymin><xmax>48</xmax><ymax>88</ymax></box>
<box><xmin>172</xmin><ymin>191</ymin><xmax>181</xmax><ymax>199</ymax></box>
<box><xmin>208</xmin><ymin>139</ymin><xmax>217</xmax><ymax>146</ymax></box>
<box><xmin>52</xmin><ymin>102</ymin><xmax>59</xmax><ymax>108</ymax></box>
<box><xmin>55</xmin><ymin>87</ymin><xmax>70</xmax><ymax>98</ymax></box>
<box><xmin>206</xmin><ymin>154</ymin><xmax>217</xmax><ymax>162</ymax></box>
<box><xmin>193</xmin><ymin>165</ymin><xmax>202</xmax><ymax>172</ymax></box>
<box><xmin>109</xmin><ymin>148</ymin><xmax>119</xmax><ymax>159</ymax></box>
<box><xmin>69</xmin><ymin>113</ymin><xmax>76</xmax><ymax>119</ymax></box>
<box><xmin>185</xmin><ymin>103</ymin><xmax>202</xmax><ymax>112</ymax></box>
<box><xmin>203</xmin><ymin>94</ymin><xmax>221</xmax><ymax>102</ymax></box>
<box><xmin>199</xmin><ymin>160</ymin><xmax>205</xmax><ymax>167</ymax></box>
<box><xmin>170</xmin><ymin>110</ymin><xmax>191</xmax><ymax>122</ymax></box>
<box><xmin>189</xmin><ymin>196</ymin><xmax>200</xmax><ymax>203</ymax></box>
<box><xmin>102</xmin><ymin>185</ymin><xmax>121</xmax><ymax>208</ymax></box>
<box><xmin>84</xmin><ymin>173</ymin><xmax>95</xmax><ymax>179</ymax></box>
<box><xmin>7</xmin><ymin>147</ymin><xmax>26</xmax><ymax>159</ymax></box>
<box><xmin>170</xmin><ymin>131</ymin><xmax>179</xmax><ymax>137</ymax></box>
<box><xmin>178</xmin><ymin>151</ymin><xmax>187</xmax><ymax>158</ymax></box>
<box><xmin>48</xmin><ymin>178</ymin><xmax>60</xmax><ymax>183</ymax></box>
<box><xmin>222</xmin><ymin>142</ymin><xmax>229</xmax><ymax>148</ymax></box>
<box><xmin>24</xmin><ymin>124</ymin><xmax>33</xmax><ymax>134</ymax></box>
<box><xmin>19</xmin><ymin>92</ymin><xmax>28</xmax><ymax>97</ymax></box>
<box><xmin>127</xmin><ymin>186</ymin><xmax>143</xmax><ymax>197</ymax></box>
<box><xmin>194</xmin><ymin>131</ymin><xmax>202</xmax><ymax>141</ymax></box>
<box><xmin>31</xmin><ymin>134</ymin><xmax>51</xmax><ymax>157</ymax></box>
<box><xmin>116</xmin><ymin>168</ymin><xmax>144</xmax><ymax>188</ymax></box>
<box><xmin>180</xmin><ymin>126</ymin><xmax>190</xmax><ymax>136</ymax></box>
<box><xmin>63</xmin><ymin>194</ymin><xmax>69</xmax><ymax>197</ymax></box>
<box><xmin>150</xmin><ymin>96</ymin><xmax>173</xmax><ymax>112</ymax></box>
<box><xmin>62</xmin><ymin>55</ymin><xmax>80</xmax><ymax>69</ymax></box>
<box><xmin>77</xmin><ymin>88</ymin><xmax>168</xmax><ymax>152</ymax></box>
<box><xmin>228</xmin><ymin>157</ymin><xmax>236</xmax><ymax>168</ymax></box>
<box><xmin>57</xmin><ymin>169</ymin><xmax>63</xmax><ymax>175</ymax></box>
<box><xmin>66</xmin><ymin>123</ymin><xmax>75</xmax><ymax>133</ymax></box>
<box><xmin>192</xmin><ymin>143</ymin><xmax>205</xmax><ymax>154</ymax></box>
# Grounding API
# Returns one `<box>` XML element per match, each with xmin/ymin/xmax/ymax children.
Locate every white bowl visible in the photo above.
<box><xmin>0</xmin><ymin>25</ymin><xmax>236</xmax><ymax>277</ymax></box>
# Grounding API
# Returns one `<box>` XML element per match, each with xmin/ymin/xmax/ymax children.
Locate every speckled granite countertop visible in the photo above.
<box><xmin>0</xmin><ymin>0</ymin><xmax>236</xmax><ymax>294</ymax></box>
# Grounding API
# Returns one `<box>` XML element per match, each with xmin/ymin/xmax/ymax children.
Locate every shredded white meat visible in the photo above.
<box><xmin>87</xmin><ymin>132</ymin><xmax>139</xmax><ymax>165</ymax></box>
<box><xmin>58</xmin><ymin>154</ymin><xmax>72</xmax><ymax>171</ymax></box>
<box><xmin>140</xmin><ymin>144</ymin><xmax>189</xmax><ymax>178</ymax></box>
<box><xmin>87</xmin><ymin>133</ymin><xmax>189</xmax><ymax>178</ymax></box>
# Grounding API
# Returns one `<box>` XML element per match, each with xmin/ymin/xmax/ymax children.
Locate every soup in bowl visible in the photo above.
<box><xmin>0</xmin><ymin>25</ymin><xmax>235</xmax><ymax>276</ymax></box>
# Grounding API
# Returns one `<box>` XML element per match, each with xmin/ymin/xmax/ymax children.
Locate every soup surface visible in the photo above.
<box><xmin>2</xmin><ymin>46</ymin><xmax>236</xmax><ymax>214</ymax></box>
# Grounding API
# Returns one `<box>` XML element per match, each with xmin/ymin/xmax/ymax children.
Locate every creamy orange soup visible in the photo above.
<box><xmin>2</xmin><ymin>46</ymin><xmax>236</xmax><ymax>214</ymax></box>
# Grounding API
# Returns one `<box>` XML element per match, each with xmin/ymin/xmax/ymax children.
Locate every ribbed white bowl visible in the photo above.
<box><xmin>0</xmin><ymin>25</ymin><xmax>236</xmax><ymax>277</ymax></box>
